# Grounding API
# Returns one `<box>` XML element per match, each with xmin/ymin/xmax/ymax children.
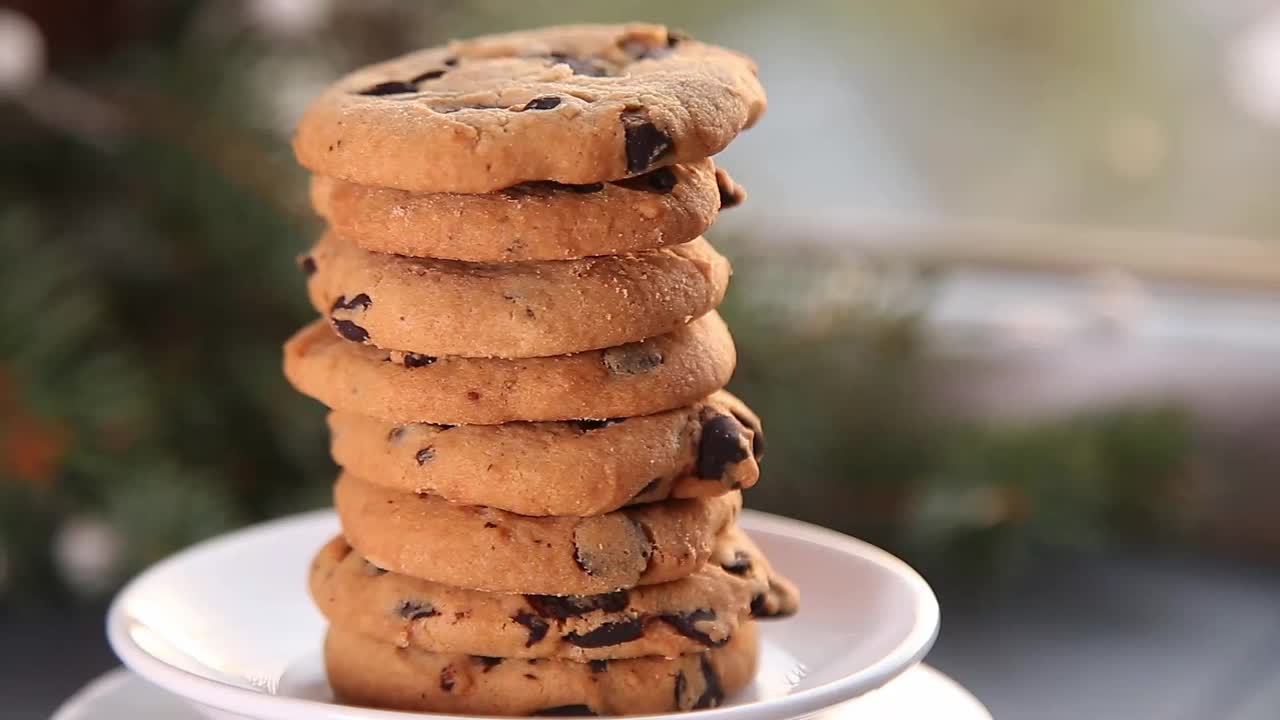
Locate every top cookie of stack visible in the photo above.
<box><xmin>284</xmin><ymin>23</ymin><xmax>794</xmax><ymax>716</ymax></box>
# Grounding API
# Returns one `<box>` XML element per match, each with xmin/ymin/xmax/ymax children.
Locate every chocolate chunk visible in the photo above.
<box><xmin>602</xmin><ymin>342</ymin><xmax>663</xmax><ymax>376</ymax></box>
<box><xmin>331</xmin><ymin>320</ymin><xmax>369</xmax><ymax>343</ymax></box>
<box><xmin>730</xmin><ymin>408</ymin><xmax>765</xmax><ymax>461</ymax></box>
<box><xmin>443</xmin><ymin>57</ymin><xmax>458</xmax><ymax>67</ymax></box>
<box><xmin>571</xmin><ymin>418</ymin><xmax>622</xmax><ymax>432</ymax></box>
<box><xmin>695</xmin><ymin>655</ymin><xmax>724</xmax><ymax>709</ymax></box>
<box><xmin>696</xmin><ymin>415</ymin><xmax>750</xmax><ymax>480</ymax></box>
<box><xmin>525</xmin><ymin>591</ymin><xmax>630</xmax><ymax>619</ymax></box>
<box><xmin>397</xmin><ymin>600</ymin><xmax>439</xmax><ymax>621</ymax></box>
<box><xmin>716</xmin><ymin>170</ymin><xmax>746</xmax><ymax>209</ymax></box>
<box><xmin>572</xmin><ymin>516</ymin><xmax>652</xmax><ymax>583</ymax></box>
<box><xmin>549</xmin><ymin>53</ymin><xmax>609</xmax><ymax>77</ymax></box>
<box><xmin>331</xmin><ymin>293</ymin><xmax>372</xmax><ymax>312</ymax></box>
<box><xmin>415</xmin><ymin>446</ymin><xmax>435</xmax><ymax>465</ymax></box>
<box><xmin>565</xmin><ymin>182</ymin><xmax>605</xmax><ymax>193</ymax></box>
<box><xmin>564</xmin><ymin>618</ymin><xmax>644</xmax><ymax>648</ymax></box>
<box><xmin>297</xmin><ymin>255</ymin><xmax>317</xmax><ymax>275</ymax></box>
<box><xmin>484</xmin><ymin>521</ymin><xmax>498</xmax><ymax>528</ymax></box>
<box><xmin>474</xmin><ymin>656</ymin><xmax>503</xmax><ymax>671</ymax></box>
<box><xmin>720</xmin><ymin>550</ymin><xmax>752</xmax><ymax>576</ymax></box>
<box><xmin>357</xmin><ymin>81</ymin><xmax>418</xmax><ymax>96</ymax></box>
<box><xmin>612</xmin><ymin>167</ymin><xmax>677</xmax><ymax>194</ymax></box>
<box><xmin>659</xmin><ymin>608</ymin><xmax>725</xmax><ymax>647</ymax></box>
<box><xmin>532</xmin><ymin>706</ymin><xmax>597</xmax><ymax>717</ymax></box>
<box><xmin>403</xmin><ymin>353</ymin><xmax>437</xmax><ymax>368</ymax></box>
<box><xmin>588</xmin><ymin>659</ymin><xmax>608</xmax><ymax>673</ymax></box>
<box><xmin>674</xmin><ymin>671</ymin><xmax>689</xmax><ymax>710</ymax></box>
<box><xmin>411</xmin><ymin>69</ymin><xmax>446</xmax><ymax>83</ymax></box>
<box><xmin>621</xmin><ymin>110</ymin><xmax>673</xmax><ymax>173</ymax></box>
<box><xmin>667</xmin><ymin>29</ymin><xmax>690</xmax><ymax>47</ymax></box>
<box><xmin>749</xmin><ymin>594</ymin><xmax>770</xmax><ymax>617</ymax></box>
<box><xmin>439</xmin><ymin>665</ymin><xmax>456</xmax><ymax>691</ymax></box>
<box><xmin>513</xmin><ymin>611</ymin><xmax>549</xmax><ymax>646</ymax></box>
<box><xmin>522</xmin><ymin>96</ymin><xmax>562</xmax><ymax>111</ymax></box>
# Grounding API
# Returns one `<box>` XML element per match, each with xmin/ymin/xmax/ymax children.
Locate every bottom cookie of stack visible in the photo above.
<box><xmin>325</xmin><ymin>622</ymin><xmax>760</xmax><ymax>716</ymax></box>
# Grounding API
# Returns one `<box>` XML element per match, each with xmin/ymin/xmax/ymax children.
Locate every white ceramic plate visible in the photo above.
<box><xmin>107</xmin><ymin>509</ymin><xmax>939</xmax><ymax>720</ymax></box>
<box><xmin>53</xmin><ymin>665</ymin><xmax>989</xmax><ymax>720</ymax></box>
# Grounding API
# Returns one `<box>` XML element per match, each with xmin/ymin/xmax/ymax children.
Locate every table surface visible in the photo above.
<box><xmin>5</xmin><ymin>545</ymin><xmax>1279</xmax><ymax>720</ymax></box>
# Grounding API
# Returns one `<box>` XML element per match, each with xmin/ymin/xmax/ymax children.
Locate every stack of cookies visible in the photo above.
<box><xmin>284</xmin><ymin>24</ymin><xmax>797</xmax><ymax>716</ymax></box>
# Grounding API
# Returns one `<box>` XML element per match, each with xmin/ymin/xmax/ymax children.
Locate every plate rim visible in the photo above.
<box><xmin>107</xmin><ymin>508</ymin><xmax>939</xmax><ymax>720</ymax></box>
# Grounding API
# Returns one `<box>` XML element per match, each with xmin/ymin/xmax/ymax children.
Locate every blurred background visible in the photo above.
<box><xmin>2</xmin><ymin>1</ymin><xmax>1279</xmax><ymax>718</ymax></box>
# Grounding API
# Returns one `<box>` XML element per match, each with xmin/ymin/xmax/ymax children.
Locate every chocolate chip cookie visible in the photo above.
<box><xmin>310</xmin><ymin>161</ymin><xmax>742</xmax><ymax>262</ymax></box>
<box><xmin>310</xmin><ymin>526</ymin><xmax>794</xmax><ymax>660</ymax></box>
<box><xmin>334</xmin><ymin>472</ymin><xmax>741</xmax><ymax>595</ymax></box>
<box><xmin>293</xmin><ymin>24</ymin><xmax>766</xmax><ymax>193</ymax></box>
<box><xmin>327</xmin><ymin>391</ymin><xmax>761</xmax><ymax>516</ymax></box>
<box><xmin>283</xmin><ymin>311</ymin><xmax>735</xmax><ymax>425</ymax></box>
<box><xmin>303</xmin><ymin>231</ymin><xmax>730</xmax><ymax>358</ymax></box>
<box><xmin>325</xmin><ymin>621</ymin><xmax>758</xmax><ymax>715</ymax></box>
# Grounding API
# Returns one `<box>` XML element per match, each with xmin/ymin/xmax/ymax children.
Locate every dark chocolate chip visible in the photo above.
<box><xmin>668</xmin><ymin>30</ymin><xmax>690</xmax><ymax>47</ymax></box>
<box><xmin>439</xmin><ymin>666</ymin><xmax>456</xmax><ymax>691</ymax></box>
<box><xmin>403</xmin><ymin>353</ymin><xmax>437</xmax><ymax>368</ymax></box>
<box><xmin>522</xmin><ymin>96</ymin><xmax>562</xmax><ymax>111</ymax></box>
<box><xmin>564</xmin><ymin>618</ymin><xmax>645</xmax><ymax>648</ymax></box>
<box><xmin>659</xmin><ymin>608</ymin><xmax>725</xmax><ymax>647</ymax></box>
<box><xmin>571</xmin><ymin>418</ymin><xmax>623</xmax><ymax>432</ymax></box>
<box><xmin>696</xmin><ymin>415</ymin><xmax>750</xmax><ymax>480</ymax></box>
<box><xmin>415</xmin><ymin>446</ymin><xmax>435</xmax><ymax>465</ymax></box>
<box><xmin>601</xmin><ymin>343</ymin><xmax>663</xmax><ymax>376</ymax></box>
<box><xmin>565</xmin><ymin>182</ymin><xmax>605</xmax><ymax>193</ymax></box>
<box><xmin>612</xmin><ymin>167</ymin><xmax>677</xmax><ymax>194</ymax></box>
<box><xmin>397</xmin><ymin>600</ymin><xmax>439</xmax><ymax>620</ymax></box>
<box><xmin>717</xmin><ymin>177</ymin><xmax>745</xmax><ymax>209</ymax></box>
<box><xmin>749</xmin><ymin>594</ymin><xmax>770</xmax><ymax>617</ymax></box>
<box><xmin>621</xmin><ymin>110</ymin><xmax>673</xmax><ymax>173</ymax></box>
<box><xmin>474</xmin><ymin>656</ymin><xmax>503</xmax><ymax>671</ymax></box>
<box><xmin>331</xmin><ymin>293</ymin><xmax>371</xmax><ymax>312</ymax></box>
<box><xmin>549</xmin><ymin>53</ymin><xmax>610</xmax><ymax>77</ymax></box>
<box><xmin>297</xmin><ymin>256</ymin><xmax>317</xmax><ymax>275</ymax></box>
<box><xmin>484</xmin><ymin>521</ymin><xmax>498</xmax><ymax>528</ymax></box>
<box><xmin>524</xmin><ymin>591</ymin><xmax>630</xmax><ymax>619</ymax></box>
<box><xmin>411</xmin><ymin>69</ymin><xmax>446</xmax><ymax>83</ymax></box>
<box><xmin>695</xmin><ymin>655</ymin><xmax>724</xmax><ymax>709</ymax></box>
<box><xmin>331</xmin><ymin>319</ymin><xmax>369</xmax><ymax>343</ymax></box>
<box><xmin>532</xmin><ymin>706</ymin><xmax>597</xmax><ymax>717</ymax></box>
<box><xmin>730</xmin><ymin>409</ymin><xmax>765</xmax><ymax>461</ymax></box>
<box><xmin>588</xmin><ymin>659</ymin><xmax>608</xmax><ymax>673</ymax></box>
<box><xmin>721</xmin><ymin>550</ymin><xmax>752</xmax><ymax>576</ymax></box>
<box><xmin>513</xmin><ymin>611</ymin><xmax>549</xmax><ymax>646</ymax></box>
<box><xmin>357</xmin><ymin>81</ymin><xmax>419</xmax><ymax>96</ymax></box>
<box><xmin>443</xmin><ymin>57</ymin><xmax>458</xmax><ymax>67</ymax></box>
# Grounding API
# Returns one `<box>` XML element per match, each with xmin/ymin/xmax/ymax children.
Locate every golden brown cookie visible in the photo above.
<box><xmin>334</xmin><ymin>472</ymin><xmax>741</xmax><ymax>595</ymax></box>
<box><xmin>304</xmin><ymin>231</ymin><xmax>730</xmax><ymax>358</ymax></box>
<box><xmin>309</xmin><ymin>527</ymin><xmax>794</xmax><ymax>660</ymax></box>
<box><xmin>325</xmin><ymin>621</ymin><xmax>758</xmax><ymax>715</ymax></box>
<box><xmin>326</xmin><ymin>391</ymin><xmax>762</xmax><ymax>516</ymax></box>
<box><xmin>294</xmin><ymin>24</ymin><xmax>766</xmax><ymax>193</ymax></box>
<box><xmin>282</xmin><ymin>312</ymin><xmax>735</xmax><ymax>425</ymax></box>
<box><xmin>309</xmin><ymin>161</ymin><xmax>743</xmax><ymax>262</ymax></box>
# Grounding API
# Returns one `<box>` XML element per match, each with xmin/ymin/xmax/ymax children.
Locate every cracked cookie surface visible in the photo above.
<box><xmin>334</xmin><ymin>472</ymin><xmax>741</xmax><ymax>594</ymax></box>
<box><xmin>304</xmin><ymin>231</ymin><xmax>729</xmax><ymax>358</ymax></box>
<box><xmin>293</xmin><ymin>23</ymin><xmax>766</xmax><ymax>193</ymax></box>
